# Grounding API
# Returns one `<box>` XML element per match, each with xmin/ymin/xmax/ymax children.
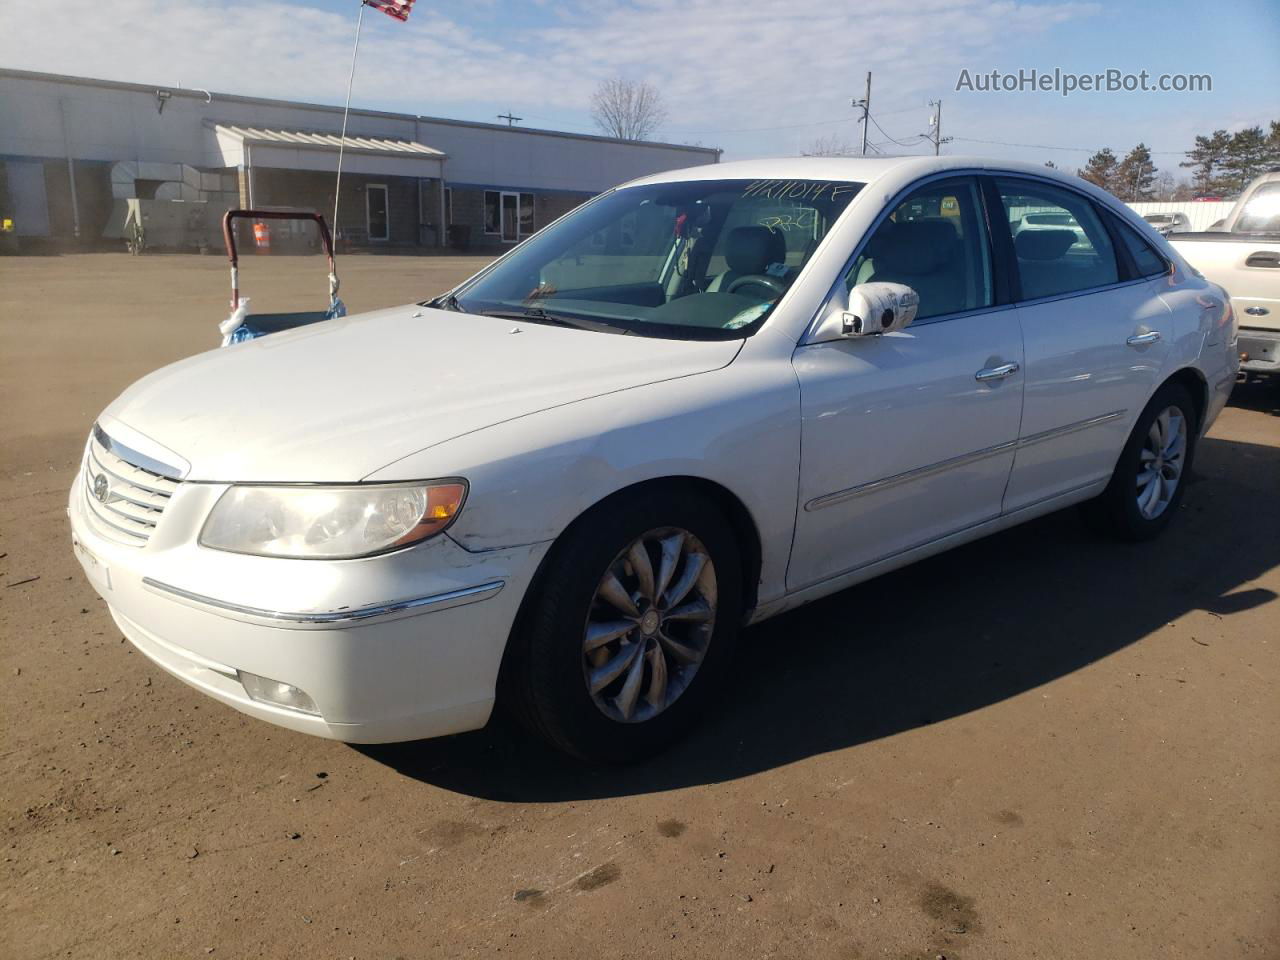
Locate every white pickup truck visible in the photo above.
<box><xmin>1168</xmin><ymin>171</ymin><xmax>1280</xmax><ymax>380</ymax></box>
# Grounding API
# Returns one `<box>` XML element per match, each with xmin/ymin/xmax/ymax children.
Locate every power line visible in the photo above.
<box><xmin>867</xmin><ymin>112</ymin><xmax>923</xmax><ymax>148</ymax></box>
<box><xmin>951</xmin><ymin>135</ymin><xmax>1187</xmax><ymax>155</ymax></box>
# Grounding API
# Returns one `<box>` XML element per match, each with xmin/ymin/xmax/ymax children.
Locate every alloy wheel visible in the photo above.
<box><xmin>1136</xmin><ymin>406</ymin><xmax>1187</xmax><ymax>520</ymax></box>
<box><xmin>581</xmin><ymin>527</ymin><xmax>717</xmax><ymax>724</ymax></box>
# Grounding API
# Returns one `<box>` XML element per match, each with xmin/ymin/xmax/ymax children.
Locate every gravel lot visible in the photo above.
<box><xmin>2</xmin><ymin>253</ymin><xmax>1277</xmax><ymax>960</ymax></box>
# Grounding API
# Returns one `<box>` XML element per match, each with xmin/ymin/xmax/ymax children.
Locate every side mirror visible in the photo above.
<box><xmin>840</xmin><ymin>282</ymin><xmax>920</xmax><ymax>336</ymax></box>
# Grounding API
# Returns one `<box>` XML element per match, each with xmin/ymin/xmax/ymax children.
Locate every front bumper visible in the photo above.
<box><xmin>1237</xmin><ymin>326</ymin><xmax>1280</xmax><ymax>375</ymax></box>
<box><xmin>69</xmin><ymin>469</ymin><xmax>549</xmax><ymax>743</ymax></box>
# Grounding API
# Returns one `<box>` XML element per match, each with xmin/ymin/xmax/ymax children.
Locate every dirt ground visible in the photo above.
<box><xmin>2</xmin><ymin>253</ymin><xmax>1278</xmax><ymax>960</ymax></box>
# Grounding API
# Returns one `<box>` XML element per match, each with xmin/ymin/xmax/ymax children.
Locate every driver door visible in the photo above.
<box><xmin>787</xmin><ymin>176</ymin><xmax>1025</xmax><ymax>590</ymax></box>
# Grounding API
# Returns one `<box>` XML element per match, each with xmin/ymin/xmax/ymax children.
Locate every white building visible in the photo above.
<box><xmin>0</xmin><ymin>68</ymin><xmax>720</xmax><ymax>249</ymax></box>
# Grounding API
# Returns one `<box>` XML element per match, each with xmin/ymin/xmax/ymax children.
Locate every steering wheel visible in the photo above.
<box><xmin>726</xmin><ymin>274</ymin><xmax>787</xmax><ymax>299</ymax></box>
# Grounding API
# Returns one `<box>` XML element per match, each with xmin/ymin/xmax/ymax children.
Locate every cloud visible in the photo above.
<box><xmin>3</xmin><ymin>0</ymin><xmax>1101</xmax><ymax>154</ymax></box>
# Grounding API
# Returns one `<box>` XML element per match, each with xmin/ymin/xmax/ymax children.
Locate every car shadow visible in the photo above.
<box><xmin>1229</xmin><ymin>378</ymin><xmax>1279</xmax><ymax>416</ymax></box>
<box><xmin>360</xmin><ymin>432</ymin><xmax>1280</xmax><ymax>801</ymax></box>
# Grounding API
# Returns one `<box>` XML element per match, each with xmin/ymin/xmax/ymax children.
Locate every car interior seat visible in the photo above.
<box><xmin>707</xmin><ymin>226</ymin><xmax>788</xmax><ymax>293</ymax></box>
<box><xmin>855</xmin><ymin>219</ymin><xmax>967</xmax><ymax>318</ymax></box>
<box><xmin>1014</xmin><ymin>228</ymin><xmax>1079</xmax><ymax>300</ymax></box>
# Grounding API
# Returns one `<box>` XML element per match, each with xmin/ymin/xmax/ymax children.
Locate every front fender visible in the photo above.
<box><xmin>363</xmin><ymin>353</ymin><xmax>802</xmax><ymax>608</ymax></box>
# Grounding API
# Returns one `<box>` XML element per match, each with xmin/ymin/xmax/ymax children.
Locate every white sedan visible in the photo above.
<box><xmin>70</xmin><ymin>157</ymin><xmax>1239</xmax><ymax>760</ymax></box>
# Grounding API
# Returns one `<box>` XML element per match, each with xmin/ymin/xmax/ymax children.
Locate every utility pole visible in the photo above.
<box><xmin>851</xmin><ymin>72</ymin><xmax>871</xmax><ymax>155</ymax></box>
<box><xmin>497</xmin><ymin>112</ymin><xmax>522</xmax><ymax>126</ymax></box>
<box><xmin>926</xmin><ymin>99</ymin><xmax>953</xmax><ymax>155</ymax></box>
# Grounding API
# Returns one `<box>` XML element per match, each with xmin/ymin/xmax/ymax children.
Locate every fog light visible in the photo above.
<box><xmin>238</xmin><ymin>671</ymin><xmax>320</xmax><ymax>716</ymax></box>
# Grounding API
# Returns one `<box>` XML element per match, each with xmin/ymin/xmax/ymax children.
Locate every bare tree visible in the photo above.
<box><xmin>802</xmin><ymin>134</ymin><xmax>855</xmax><ymax>157</ymax></box>
<box><xmin>590</xmin><ymin>78</ymin><xmax>667</xmax><ymax>141</ymax></box>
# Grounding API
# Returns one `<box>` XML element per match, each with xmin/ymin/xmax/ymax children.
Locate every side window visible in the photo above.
<box><xmin>845</xmin><ymin>177</ymin><xmax>992</xmax><ymax>321</ymax></box>
<box><xmin>994</xmin><ymin>177</ymin><xmax>1119</xmax><ymax>300</ymax></box>
<box><xmin>1109</xmin><ymin>214</ymin><xmax>1171</xmax><ymax>278</ymax></box>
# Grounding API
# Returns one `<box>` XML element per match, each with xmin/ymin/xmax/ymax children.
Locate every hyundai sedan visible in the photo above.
<box><xmin>70</xmin><ymin>157</ymin><xmax>1239</xmax><ymax>760</ymax></box>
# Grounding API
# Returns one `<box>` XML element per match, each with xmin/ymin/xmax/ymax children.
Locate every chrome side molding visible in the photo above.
<box><xmin>805</xmin><ymin>440</ymin><xmax>1017</xmax><ymax>511</ymax></box>
<box><xmin>142</xmin><ymin>577</ymin><xmax>504</xmax><ymax>628</ymax></box>
<box><xmin>806</xmin><ymin>409</ymin><xmax>1127</xmax><ymax>511</ymax></box>
<box><xmin>1016</xmin><ymin>410</ymin><xmax>1126</xmax><ymax>449</ymax></box>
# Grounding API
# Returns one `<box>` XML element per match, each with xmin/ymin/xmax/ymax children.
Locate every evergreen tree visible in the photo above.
<box><xmin>1179</xmin><ymin>129</ymin><xmax>1232</xmax><ymax>195</ymax></box>
<box><xmin>1117</xmin><ymin>143</ymin><xmax>1158</xmax><ymax>200</ymax></box>
<box><xmin>1221</xmin><ymin>126</ymin><xmax>1270</xmax><ymax>193</ymax></box>
<box><xmin>1078</xmin><ymin>148</ymin><xmax>1120</xmax><ymax>194</ymax></box>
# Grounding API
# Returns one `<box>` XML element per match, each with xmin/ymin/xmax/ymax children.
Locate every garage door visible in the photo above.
<box><xmin>7</xmin><ymin>161</ymin><xmax>51</xmax><ymax>237</ymax></box>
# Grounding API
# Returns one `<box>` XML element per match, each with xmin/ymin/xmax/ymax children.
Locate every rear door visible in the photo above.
<box><xmin>788</xmin><ymin>175</ymin><xmax>1024</xmax><ymax>590</ymax></box>
<box><xmin>991</xmin><ymin>175</ymin><xmax>1173</xmax><ymax>512</ymax></box>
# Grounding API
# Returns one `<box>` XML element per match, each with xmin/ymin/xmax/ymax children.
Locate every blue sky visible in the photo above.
<box><xmin>5</xmin><ymin>0</ymin><xmax>1278</xmax><ymax>177</ymax></box>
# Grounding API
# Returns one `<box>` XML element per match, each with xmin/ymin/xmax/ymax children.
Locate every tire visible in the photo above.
<box><xmin>501</xmin><ymin>487</ymin><xmax>743</xmax><ymax>762</ymax></box>
<box><xmin>1085</xmin><ymin>381</ymin><xmax>1198</xmax><ymax>541</ymax></box>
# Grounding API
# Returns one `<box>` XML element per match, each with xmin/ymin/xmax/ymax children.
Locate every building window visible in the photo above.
<box><xmin>445</xmin><ymin>187</ymin><xmax>453</xmax><ymax>226</ymax></box>
<box><xmin>520</xmin><ymin>193</ymin><xmax>535</xmax><ymax>235</ymax></box>
<box><xmin>484</xmin><ymin>190</ymin><xmax>500</xmax><ymax>234</ymax></box>
<box><xmin>485</xmin><ymin>190</ymin><xmax>535</xmax><ymax>239</ymax></box>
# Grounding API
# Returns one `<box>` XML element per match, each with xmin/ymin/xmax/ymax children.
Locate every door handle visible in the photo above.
<box><xmin>1126</xmin><ymin>331</ymin><xmax>1162</xmax><ymax>347</ymax></box>
<box><xmin>974</xmin><ymin>361</ymin><xmax>1019</xmax><ymax>382</ymax></box>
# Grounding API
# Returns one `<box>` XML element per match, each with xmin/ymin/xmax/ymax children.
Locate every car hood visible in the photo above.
<box><xmin>101</xmin><ymin>304</ymin><xmax>741</xmax><ymax>482</ymax></box>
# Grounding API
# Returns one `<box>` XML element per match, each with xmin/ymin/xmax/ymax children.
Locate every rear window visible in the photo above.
<box><xmin>1235</xmin><ymin>182</ymin><xmax>1280</xmax><ymax>234</ymax></box>
<box><xmin>1110</xmin><ymin>215</ymin><xmax>1170</xmax><ymax>279</ymax></box>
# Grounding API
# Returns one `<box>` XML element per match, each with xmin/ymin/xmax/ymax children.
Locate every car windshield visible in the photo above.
<box><xmin>1235</xmin><ymin>182</ymin><xmax>1280</xmax><ymax>234</ymax></box>
<box><xmin>445</xmin><ymin>178</ymin><xmax>864</xmax><ymax>339</ymax></box>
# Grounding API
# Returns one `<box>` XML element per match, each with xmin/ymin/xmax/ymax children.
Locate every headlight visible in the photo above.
<box><xmin>199</xmin><ymin>481</ymin><xmax>466</xmax><ymax>559</ymax></box>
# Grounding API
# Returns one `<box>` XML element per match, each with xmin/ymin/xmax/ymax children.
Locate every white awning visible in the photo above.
<box><xmin>208</xmin><ymin>122</ymin><xmax>445</xmax><ymax>178</ymax></box>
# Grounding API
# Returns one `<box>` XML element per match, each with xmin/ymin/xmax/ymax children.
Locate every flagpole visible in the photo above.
<box><xmin>332</xmin><ymin>0</ymin><xmax>367</xmax><ymax>242</ymax></box>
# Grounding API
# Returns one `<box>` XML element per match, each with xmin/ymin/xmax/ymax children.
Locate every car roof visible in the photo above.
<box><xmin>617</xmin><ymin>155</ymin><xmax>1096</xmax><ymax>192</ymax></box>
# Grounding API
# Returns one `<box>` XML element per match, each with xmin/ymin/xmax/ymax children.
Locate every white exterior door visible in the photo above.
<box><xmin>500</xmin><ymin>191</ymin><xmax>520</xmax><ymax>243</ymax></box>
<box><xmin>789</xmin><ymin>314</ymin><xmax>1024</xmax><ymax>589</ymax></box>
<box><xmin>788</xmin><ymin>175</ymin><xmax>1024</xmax><ymax>591</ymax></box>
<box><xmin>993</xmin><ymin>176</ymin><xmax>1173</xmax><ymax>512</ymax></box>
<box><xmin>1005</xmin><ymin>282</ymin><xmax>1172</xmax><ymax>511</ymax></box>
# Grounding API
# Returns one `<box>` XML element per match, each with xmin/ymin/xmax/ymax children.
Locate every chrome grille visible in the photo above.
<box><xmin>81</xmin><ymin>427</ymin><xmax>182</xmax><ymax>546</ymax></box>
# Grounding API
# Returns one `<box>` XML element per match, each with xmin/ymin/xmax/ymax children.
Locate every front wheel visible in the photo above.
<box><xmin>502</xmin><ymin>489</ymin><xmax>742</xmax><ymax>762</ymax></box>
<box><xmin>1086</xmin><ymin>382</ymin><xmax>1198</xmax><ymax>541</ymax></box>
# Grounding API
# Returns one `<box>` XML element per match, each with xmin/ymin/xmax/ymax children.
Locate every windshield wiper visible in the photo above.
<box><xmin>429</xmin><ymin>292</ymin><xmax>466</xmax><ymax>313</ymax></box>
<box><xmin>480</xmin><ymin>307</ymin><xmax>626</xmax><ymax>333</ymax></box>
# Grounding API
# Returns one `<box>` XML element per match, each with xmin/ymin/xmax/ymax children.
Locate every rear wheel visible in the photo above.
<box><xmin>1086</xmin><ymin>382</ymin><xmax>1198</xmax><ymax>541</ymax></box>
<box><xmin>503</xmin><ymin>489</ymin><xmax>742</xmax><ymax>762</ymax></box>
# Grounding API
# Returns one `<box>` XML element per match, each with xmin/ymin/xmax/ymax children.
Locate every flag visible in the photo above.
<box><xmin>365</xmin><ymin>0</ymin><xmax>415</xmax><ymax>21</ymax></box>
